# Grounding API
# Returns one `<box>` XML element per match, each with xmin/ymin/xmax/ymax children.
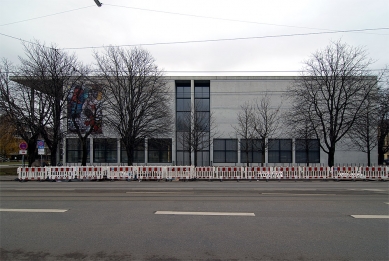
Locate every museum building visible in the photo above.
<box><xmin>64</xmin><ymin>76</ymin><xmax>377</xmax><ymax>166</ymax></box>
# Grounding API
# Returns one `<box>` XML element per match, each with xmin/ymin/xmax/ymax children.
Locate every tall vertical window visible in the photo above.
<box><xmin>120</xmin><ymin>139</ymin><xmax>145</xmax><ymax>163</ymax></box>
<box><xmin>194</xmin><ymin>80</ymin><xmax>210</xmax><ymax>166</ymax></box>
<box><xmin>213</xmin><ymin>139</ymin><xmax>238</xmax><ymax>163</ymax></box>
<box><xmin>93</xmin><ymin>138</ymin><xmax>117</xmax><ymax>163</ymax></box>
<box><xmin>268</xmin><ymin>139</ymin><xmax>292</xmax><ymax>163</ymax></box>
<box><xmin>66</xmin><ymin>138</ymin><xmax>90</xmax><ymax>163</ymax></box>
<box><xmin>148</xmin><ymin>138</ymin><xmax>172</xmax><ymax>163</ymax></box>
<box><xmin>240</xmin><ymin>139</ymin><xmax>263</xmax><ymax>163</ymax></box>
<box><xmin>176</xmin><ymin>80</ymin><xmax>191</xmax><ymax>165</ymax></box>
<box><xmin>295</xmin><ymin>139</ymin><xmax>320</xmax><ymax>163</ymax></box>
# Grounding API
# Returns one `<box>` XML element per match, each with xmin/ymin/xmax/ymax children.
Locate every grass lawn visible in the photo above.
<box><xmin>0</xmin><ymin>161</ymin><xmax>21</xmax><ymax>176</ymax></box>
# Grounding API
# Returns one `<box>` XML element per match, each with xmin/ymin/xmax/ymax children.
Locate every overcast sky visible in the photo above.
<box><xmin>1</xmin><ymin>0</ymin><xmax>388</xmax><ymax>76</ymax></box>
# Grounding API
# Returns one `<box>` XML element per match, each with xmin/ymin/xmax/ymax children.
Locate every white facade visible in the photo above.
<box><xmin>64</xmin><ymin>76</ymin><xmax>377</xmax><ymax>166</ymax></box>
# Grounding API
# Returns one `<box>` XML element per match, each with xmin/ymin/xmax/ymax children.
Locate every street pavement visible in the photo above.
<box><xmin>0</xmin><ymin>180</ymin><xmax>388</xmax><ymax>261</ymax></box>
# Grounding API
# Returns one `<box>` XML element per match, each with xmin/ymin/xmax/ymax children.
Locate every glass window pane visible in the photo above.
<box><xmin>213</xmin><ymin>151</ymin><xmax>225</xmax><ymax>163</ymax></box>
<box><xmin>280</xmin><ymin>139</ymin><xmax>292</xmax><ymax>150</ymax></box>
<box><xmin>226</xmin><ymin>139</ymin><xmax>237</xmax><ymax>150</ymax></box>
<box><xmin>226</xmin><ymin>151</ymin><xmax>237</xmax><ymax>163</ymax></box>
<box><xmin>268</xmin><ymin>139</ymin><xmax>279</xmax><ymax>150</ymax></box>
<box><xmin>213</xmin><ymin>139</ymin><xmax>225</xmax><ymax>150</ymax></box>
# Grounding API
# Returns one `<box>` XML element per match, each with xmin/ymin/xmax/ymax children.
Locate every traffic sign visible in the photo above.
<box><xmin>19</xmin><ymin>142</ymin><xmax>28</xmax><ymax>150</ymax></box>
<box><xmin>37</xmin><ymin>140</ymin><xmax>45</xmax><ymax>149</ymax></box>
<box><xmin>19</xmin><ymin>150</ymin><xmax>27</xmax><ymax>155</ymax></box>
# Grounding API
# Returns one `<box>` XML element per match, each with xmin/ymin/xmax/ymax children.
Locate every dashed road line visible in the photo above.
<box><xmin>155</xmin><ymin>211</ymin><xmax>255</xmax><ymax>216</ymax></box>
<box><xmin>0</xmin><ymin>208</ymin><xmax>68</xmax><ymax>213</ymax></box>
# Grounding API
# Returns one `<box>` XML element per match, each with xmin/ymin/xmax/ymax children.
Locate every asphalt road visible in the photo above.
<box><xmin>0</xmin><ymin>180</ymin><xmax>388</xmax><ymax>261</ymax></box>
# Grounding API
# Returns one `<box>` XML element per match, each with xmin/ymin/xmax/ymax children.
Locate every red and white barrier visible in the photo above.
<box><xmin>17</xmin><ymin>165</ymin><xmax>388</xmax><ymax>181</ymax></box>
<box><xmin>166</xmin><ymin>166</ymin><xmax>193</xmax><ymax>181</ymax></box>
<box><xmin>196</xmin><ymin>167</ymin><xmax>215</xmax><ymax>180</ymax></box>
<box><xmin>138</xmin><ymin>166</ymin><xmax>164</xmax><ymax>181</ymax></box>
<box><xmin>108</xmin><ymin>166</ymin><xmax>138</xmax><ymax>180</ymax></box>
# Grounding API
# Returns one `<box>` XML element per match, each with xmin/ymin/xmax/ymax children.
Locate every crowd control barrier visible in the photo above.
<box><xmin>18</xmin><ymin>165</ymin><xmax>388</xmax><ymax>181</ymax></box>
<box><xmin>108</xmin><ymin>166</ymin><xmax>138</xmax><ymax>180</ymax></box>
<box><xmin>138</xmin><ymin>166</ymin><xmax>164</xmax><ymax>181</ymax></box>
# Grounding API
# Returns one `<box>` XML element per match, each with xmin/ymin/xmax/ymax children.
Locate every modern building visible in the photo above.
<box><xmin>63</xmin><ymin>76</ymin><xmax>378</xmax><ymax>166</ymax></box>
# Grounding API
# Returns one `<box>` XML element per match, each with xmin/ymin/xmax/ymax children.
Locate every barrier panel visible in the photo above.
<box><xmin>245</xmin><ymin>166</ymin><xmax>274</xmax><ymax>180</ymax></box>
<box><xmin>108</xmin><ymin>166</ymin><xmax>138</xmax><ymax>180</ymax></box>
<box><xmin>76</xmin><ymin>166</ymin><xmax>107</xmax><ymax>180</ymax></box>
<box><xmin>361</xmin><ymin>166</ymin><xmax>388</xmax><ymax>180</ymax></box>
<box><xmin>138</xmin><ymin>166</ymin><xmax>164</xmax><ymax>181</ymax></box>
<box><xmin>333</xmin><ymin>166</ymin><xmax>365</xmax><ymax>180</ymax></box>
<box><xmin>166</xmin><ymin>166</ymin><xmax>193</xmax><ymax>181</ymax></box>
<box><xmin>301</xmin><ymin>166</ymin><xmax>329</xmax><ymax>179</ymax></box>
<box><xmin>273</xmin><ymin>166</ymin><xmax>300</xmax><ymax>179</ymax></box>
<box><xmin>216</xmin><ymin>167</ymin><xmax>244</xmax><ymax>180</ymax></box>
<box><xmin>195</xmin><ymin>167</ymin><xmax>215</xmax><ymax>180</ymax></box>
<box><xmin>18</xmin><ymin>167</ymin><xmax>48</xmax><ymax>180</ymax></box>
<box><xmin>48</xmin><ymin>167</ymin><xmax>76</xmax><ymax>180</ymax></box>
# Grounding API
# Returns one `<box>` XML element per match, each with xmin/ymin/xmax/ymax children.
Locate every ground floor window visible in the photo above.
<box><xmin>120</xmin><ymin>139</ymin><xmax>145</xmax><ymax>163</ymax></box>
<box><xmin>213</xmin><ymin>139</ymin><xmax>238</xmax><ymax>163</ymax></box>
<box><xmin>295</xmin><ymin>139</ymin><xmax>320</xmax><ymax>163</ymax></box>
<box><xmin>240</xmin><ymin>139</ymin><xmax>263</xmax><ymax>164</ymax></box>
<box><xmin>148</xmin><ymin>138</ymin><xmax>172</xmax><ymax>163</ymax></box>
<box><xmin>268</xmin><ymin>139</ymin><xmax>292</xmax><ymax>163</ymax></box>
<box><xmin>66</xmin><ymin>138</ymin><xmax>90</xmax><ymax>163</ymax></box>
<box><xmin>93</xmin><ymin>138</ymin><xmax>117</xmax><ymax>163</ymax></box>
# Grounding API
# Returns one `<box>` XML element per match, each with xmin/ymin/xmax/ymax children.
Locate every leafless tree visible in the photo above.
<box><xmin>283</xmin><ymin>99</ymin><xmax>319</xmax><ymax>166</ymax></box>
<box><xmin>10</xmin><ymin>41</ymin><xmax>82</xmax><ymax>166</ymax></box>
<box><xmin>67</xmin><ymin>68</ymin><xmax>104</xmax><ymax>166</ymax></box>
<box><xmin>253</xmin><ymin>93</ymin><xmax>282</xmax><ymax>166</ymax></box>
<box><xmin>288</xmin><ymin>40</ymin><xmax>378</xmax><ymax>166</ymax></box>
<box><xmin>234</xmin><ymin>93</ymin><xmax>281</xmax><ymax>166</ymax></box>
<box><xmin>93</xmin><ymin>46</ymin><xmax>172</xmax><ymax>165</ymax></box>
<box><xmin>233</xmin><ymin>101</ymin><xmax>256</xmax><ymax>166</ymax></box>
<box><xmin>0</xmin><ymin>58</ymin><xmax>44</xmax><ymax>166</ymax></box>
<box><xmin>377</xmin><ymin>80</ymin><xmax>389</xmax><ymax>165</ymax></box>
<box><xmin>176</xmin><ymin>100</ymin><xmax>218</xmax><ymax>166</ymax></box>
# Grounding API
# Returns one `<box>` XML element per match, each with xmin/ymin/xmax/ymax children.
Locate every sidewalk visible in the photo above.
<box><xmin>0</xmin><ymin>175</ymin><xmax>19</xmax><ymax>181</ymax></box>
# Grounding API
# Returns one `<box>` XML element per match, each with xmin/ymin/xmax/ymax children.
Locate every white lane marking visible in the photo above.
<box><xmin>155</xmin><ymin>211</ymin><xmax>255</xmax><ymax>216</ymax></box>
<box><xmin>0</xmin><ymin>209</ymin><xmax>68</xmax><ymax>213</ymax></box>
<box><xmin>385</xmin><ymin>203</ymin><xmax>389</xmax><ymax>205</ymax></box>
<box><xmin>261</xmin><ymin>193</ymin><xmax>335</xmax><ymax>196</ymax></box>
<box><xmin>126</xmin><ymin>192</ymin><xmax>178</xmax><ymax>194</ymax></box>
<box><xmin>351</xmin><ymin>215</ymin><xmax>389</xmax><ymax>219</ymax></box>
<box><xmin>15</xmin><ymin>189</ymin><xmax>75</xmax><ymax>191</ymax></box>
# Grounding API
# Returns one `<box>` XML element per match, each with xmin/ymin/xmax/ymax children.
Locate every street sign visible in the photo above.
<box><xmin>38</xmin><ymin>148</ymin><xmax>45</xmax><ymax>155</ymax></box>
<box><xmin>19</xmin><ymin>150</ymin><xmax>27</xmax><ymax>155</ymax></box>
<box><xmin>37</xmin><ymin>140</ymin><xmax>45</xmax><ymax>149</ymax></box>
<box><xmin>19</xmin><ymin>142</ymin><xmax>28</xmax><ymax>150</ymax></box>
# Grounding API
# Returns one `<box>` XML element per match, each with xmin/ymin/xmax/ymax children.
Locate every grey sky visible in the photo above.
<box><xmin>0</xmin><ymin>0</ymin><xmax>388</xmax><ymax>76</ymax></box>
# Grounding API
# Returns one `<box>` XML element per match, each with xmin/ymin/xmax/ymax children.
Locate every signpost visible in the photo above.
<box><xmin>37</xmin><ymin>140</ymin><xmax>45</xmax><ymax>166</ymax></box>
<box><xmin>19</xmin><ymin>142</ymin><xmax>28</xmax><ymax>167</ymax></box>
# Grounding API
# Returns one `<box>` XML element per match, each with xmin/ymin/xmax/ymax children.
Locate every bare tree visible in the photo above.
<box><xmin>252</xmin><ymin>93</ymin><xmax>282</xmax><ymax>166</ymax></box>
<box><xmin>283</xmin><ymin>99</ymin><xmax>319</xmax><ymax>166</ymax></box>
<box><xmin>10</xmin><ymin>41</ymin><xmax>82</xmax><ymax>166</ymax></box>
<box><xmin>377</xmin><ymin>83</ymin><xmax>389</xmax><ymax>165</ymax></box>
<box><xmin>176</xmin><ymin>100</ymin><xmax>218</xmax><ymax>166</ymax></box>
<box><xmin>233</xmin><ymin>101</ymin><xmax>256</xmax><ymax>166</ymax></box>
<box><xmin>93</xmin><ymin>46</ymin><xmax>172</xmax><ymax>165</ymax></box>
<box><xmin>288</xmin><ymin>40</ymin><xmax>378</xmax><ymax>166</ymax></box>
<box><xmin>0</xmin><ymin>58</ymin><xmax>43</xmax><ymax>166</ymax></box>
<box><xmin>67</xmin><ymin>68</ymin><xmax>104</xmax><ymax>166</ymax></box>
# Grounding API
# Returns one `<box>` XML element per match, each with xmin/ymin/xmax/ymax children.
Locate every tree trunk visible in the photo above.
<box><xmin>81</xmin><ymin>138</ymin><xmax>88</xmax><ymax>166</ymax></box>
<box><xmin>327</xmin><ymin>146</ymin><xmax>335</xmax><ymax>167</ymax></box>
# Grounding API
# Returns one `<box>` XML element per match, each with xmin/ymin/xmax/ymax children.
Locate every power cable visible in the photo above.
<box><xmin>104</xmin><ymin>3</ymin><xmax>388</xmax><ymax>36</ymax></box>
<box><xmin>61</xmin><ymin>27</ymin><xmax>389</xmax><ymax>50</ymax></box>
<box><xmin>0</xmin><ymin>5</ymin><xmax>95</xmax><ymax>27</ymax></box>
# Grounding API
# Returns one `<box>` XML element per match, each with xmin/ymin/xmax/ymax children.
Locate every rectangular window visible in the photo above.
<box><xmin>148</xmin><ymin>138</ymin><xmax>172</xmax><ymax>163</ymax></box>
<box><xmin>268</xmin><ymin>139</ymin><xmax>292</xmax><ymax>163</ymax></box>
<box><xmin>66</xmin><ymin>138</ymin><xmax>90</xmax><ymax>163</ymax></box>
<box><xmin>93</xmin><ymin>138</ymin><xmax>117</xmax><ymax>163</ymax></box>
<box><xmin>213</xmin><ymin>139</ymin><xmax>238</xmax><ymax>163</ymax></box>
<box><xmin>240</xmin><ymin>139</ymin><xmax>263</xmax><ymax>163</ymax></box>
<box><xmin>295</xmin><ymin>139</ymin><xmax>320</xmax><ymax>163</ymax></box>
<box><xmin>120</xmin><ymin>140</ymin><xmax>145</xmax><ymax>163</ymax></box>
